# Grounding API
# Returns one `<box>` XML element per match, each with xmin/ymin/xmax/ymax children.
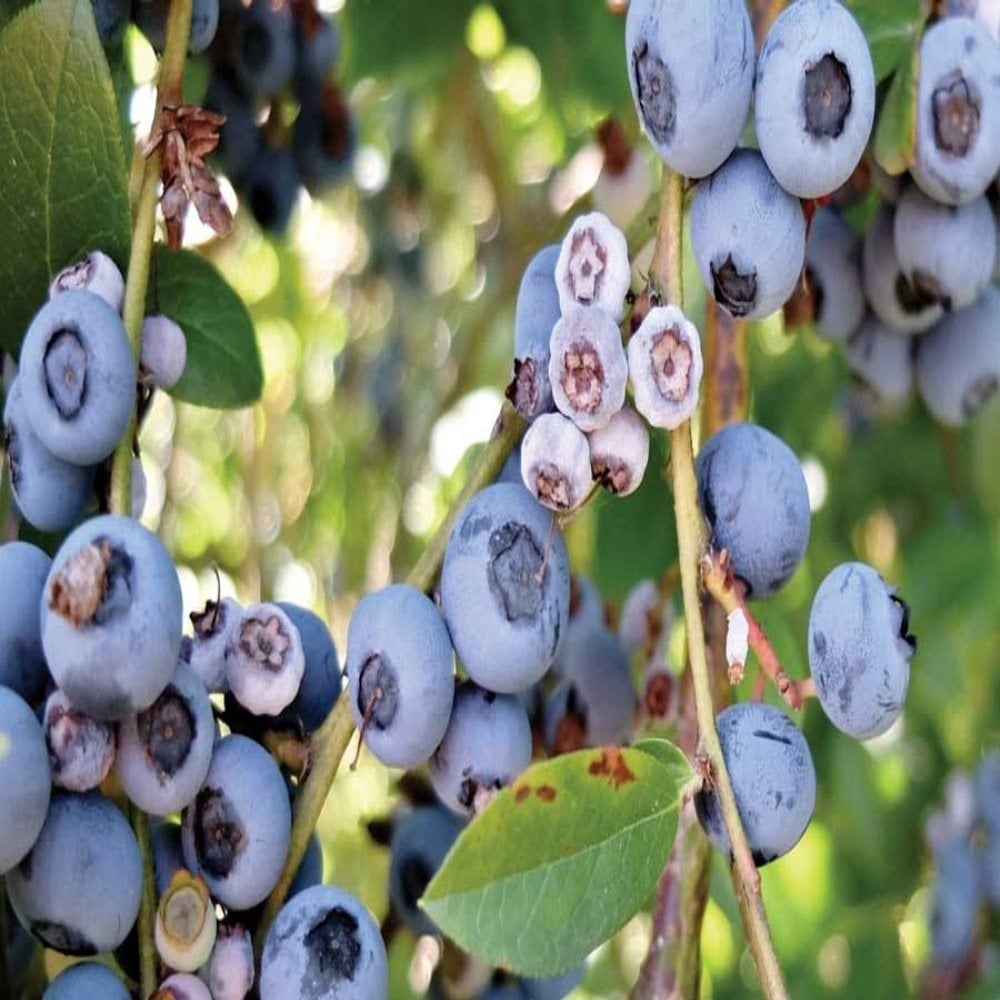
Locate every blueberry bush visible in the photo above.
<box><xmin>1</xmin><ymin>0</ymin><xmax>1000</xmax><ymax>998</ymax></box>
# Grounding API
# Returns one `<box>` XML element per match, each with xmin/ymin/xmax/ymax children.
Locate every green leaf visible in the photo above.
<box><xmin>150</xmin><ymin>247</ymin><xmax>263</xmax><ymax>408</ymax></box>
<box><xmin>873</xmin><ymin>36</ymin><xmax>920</xmax><ymax>176</ymax></box>
<box><xmin>846</xmin><ymin>0</ymin><xmax>925</xmax><ymax>82</ymax></box>
<box><xmin>422</xmin><ymin>743</ymin><xmax>691</xmax><ymax>976</ymax></box>
<box><xmin>0</xmin><ymin>0</ymin><xmax>130</xmax><ymax>357</ymax></box>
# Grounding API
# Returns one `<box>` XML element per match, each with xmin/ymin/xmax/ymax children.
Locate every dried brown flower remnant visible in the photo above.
<box><xmin>145</xmin><ymin>105</ymin><xmax>233</xmax><ymax>251</ymax></box>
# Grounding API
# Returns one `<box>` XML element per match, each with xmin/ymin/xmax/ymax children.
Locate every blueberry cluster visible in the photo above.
<box><xmin>0</xmin><ymin>505</ymin><xmax>391</xmax><ymax>997</ymax></box>
<box><xmin>924</xmin><ymin>755</ymin><xmax>1000</xmax><ymax>975</ymax></box>
<box><xmin>625</xmin><ymin>1</ymin><xmax>1000</xmax><ymax>425</ymax></box>
<box><xmin>200</xmin><ymin>0</ymin><xmax>354</xmax><ymax>234</ymax></box>
<box><xmin>3</xmin><ymin>252</ymin><xmax>186</xmax><ymax>533</ymax></box>
<box><xmin>508</xmin><ymin>210</ymin><xmax>702</xmax><ymax>511</ymax></box>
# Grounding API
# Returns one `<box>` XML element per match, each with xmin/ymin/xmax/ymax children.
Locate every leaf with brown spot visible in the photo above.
<box><xmin>422</xmin><ymin>742</ymin><xmax>690</xmax><ymax>977</ymax></box>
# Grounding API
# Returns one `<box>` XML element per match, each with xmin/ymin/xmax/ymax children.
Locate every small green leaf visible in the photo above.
<box><xmin>846</xmin><ymin>0</ymin><xmax>925</xmax><ymax>82</ymax></box>
<box><xmin>873</xmin><ymin>38</ymin><xmax>920</xmax><ymax>177</ymax></box>
<box><xmin>422</xmin><ymin>743</ymin><xmax>691</xmax><ymax>976</ymax></box>
<box><xmin>0</xmin><ymin>0</ymin><xmax>130</xmax><ymax>356</ymax></box>
<box><xmin>150</xmin><ymin>247</ymin><xmax>263</xmax><ymax>409</ymax></box>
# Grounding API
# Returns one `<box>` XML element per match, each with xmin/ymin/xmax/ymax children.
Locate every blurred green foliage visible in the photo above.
<box><xmin>6</xmin><ymin>0</ymin><xmax>1000</xmax><ymax>996</ymax></box>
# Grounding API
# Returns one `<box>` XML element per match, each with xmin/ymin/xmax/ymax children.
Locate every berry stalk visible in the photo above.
<box><xmin>653</xmin><ymin>168</ymin><xmax>789</xmax><ymax>1000</ymax></box>
<box><xmin>253</xmin><ymin>401</ymin><xmax>527</xmax><ymax>957</ymax></box>
<box><xmin>107</xmin><ymin>2</ymin><xmax>195</xmax><ymax>995</ymax></box>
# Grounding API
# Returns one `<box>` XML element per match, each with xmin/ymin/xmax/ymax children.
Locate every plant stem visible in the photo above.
<box><xmin>702</xmin><ymin>301</ymin><xmax>748</xmax><ymax>439</ymax></box>
<box><xmin>651</xmin><ymin>168</ymin><xmax>788</xmax><ymax>1000</ymax></box>
<box><xmin>109</xmin><ymin>0</ymin><xmax>194</xmax><ymax>517</ymax></box>
<box><xmin>254</xmin><ymin>402</ymin><xmax>527</xmax><ymax>958</ymax></box>
<box><xmin>131</xmin><ymin>805</ymin><xmax>158</xmax><ymax>1000</ymax></box>
<box><xmin>108</xmin><ymin>2</ymin><xmax>194</xmax><ymax>995</ymax></box>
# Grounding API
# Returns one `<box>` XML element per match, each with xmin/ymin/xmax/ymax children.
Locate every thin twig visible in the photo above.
<box><xmin>700</xmin><ymin>549</ymin><xmax>814</xmax><ymax>710</ymax></box>
<box><xmin>253</xmin><ymin>402</ymin><xmax>527</xmax><ymax>957</ymax></box>
<box><xmin>650</xmin><ymin>167</ymin><xmax>789</xmax><ymax>1000</ymax></box>
<box><xmin>131</xmin><ymin>805</ymin><xmax>158</xmax><ymax>999</ymax></box>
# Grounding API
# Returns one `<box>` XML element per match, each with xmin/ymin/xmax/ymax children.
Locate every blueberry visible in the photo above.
<box><xmin>844</xmin><ymin>316</ymin><xmax>914</xmax><ymax>409</ymax></box>
<box><xmin>625</xmin><ymin>0</ymin><xmax>755</xmax><ymax>178</ymax></box>
<box><xmin>520</xmin><ymin>411</ymin><xmax>593</xmax><ymax>512</ymax></box>
<box><xmin>18</xmin><ymin>291</ymin><xmax>136</xmax><ymax>466</ymax></box>
<box><xmin>694</xmin><ymin>702</ymin><xmax>816</xmax><ymax>865</ymax></box>
<box><xmin>0</xmin><ymin>685</ymin><xmax>51</xmax><ymax>874</ymax></box>
<box><xmin>497</xmin><ymin>446</ymin><xmax>525</xmax><ymax>486</ymax></box>
<box><xmin>510</xmin><ymin>245</ymin><xmax>561</xmax><ymax>421</ymax></box>
<box><xmin>292</xmin><ymin>86</ymin><xmax>355</xmax><ymax>192</ymax></box>
<box><xmin>587</xmin><ymin>406</ymin><xmax>650</xmax><ymax>497</ymax></box>
<box><xmin>802</xmin><ymin>208</ymin><xmax>865</xmax><ymax>343</ymax></box>
<box><xmin>204</xmin><ymin>72</ymin><xmax>261</xmax><ymax>186</ymax></box>
<box><xmin>141</xmin><ymin>314</ymin><xmax>188</xmax><ymax>389</ymax></box>
<box><xmin>555</xmin><ymin>212</ymin><xmax>631</xmax><ymax>321</ymax></box>
<box><xmin>440</xmin><ymin>483</ymin><xmax>570</xmax><ymax>693</ymax></box>
<box><xmin>42</xmin><ymin>961</ymin><xmax>130</xmax><ymax>1000</ymax></box>
<box><xmin>41</xmin><ymin>515</ymin><xmax>183</xmax><ymax>720</ymax></box>
<box><xmin>862</xmin><ymin>205</ymin><xmax>945</xmax><ymax>334</ymax></box>
<box><xmin>893</xmin><ymin>186</ymin><xmax>997</xmax><ymax>310</ymax></box>
<box><xmin>151</xmin><ymin>818</ymin><xmax>186</xmax><ymax>898</ymax></box>
<box><xmin>154</xmin><ymin>972</ymin><xmax>213</xmax><ymax>1000</ymax></box>
<box><xmin>181</xmin><ymin>734</ymin><xmax>291</xmax><ymax>910</ymax></box>
<box><xmin>346</xmin><ymin>584</ymin><xmax>454</xmax><ymax>768</ymax></box>
<box><xmin>294</xmin><ymin>12</ymin><xmax>340</xmax><ymax>84</ymax></box>
<box><xmin>754</xmin><ymin>0</ymin><xmax>875</xmax><ymax>199</ymax></box>
<box><xmin>548</xmin><ymin>306</ymin><xmax>628</xmax><ymax>432</ymax></box>
<box><xmin>49</xmin><ymin>250</ymin><xmax>124</xmax><ymax>311</ymax></box>
<box><xmin>928</xmin><ymin>836</ymin><xmax>982</xmax><ymax>965</ymax></box>
<box><xmin>260</xmin><ymin>884</ymin><xmax>388</xmax><ymax>1000</ymax></box>
<box><xmin>567</xmin><ymin>574</ymin><xmax>606</xmax><ymax>635</ymax></box>
<box><xmin>695</xmin><ymin>423</ymin><xmax>811</xmax><ymax>599</ymax></box>
<box><xmin>182</xmin><ymin>596</ymin><xmax>242</xmax><ymax>694</ymax></box>
<box><xmin>522</xmin><ymin>966</ymin><xmax>586</xmax><ymax>1000</ymax></box>
<box><xmin>0</xmin><ymin>541</ymin><xmax>51</xmax><ymax>703</ymax></box>
<box><xmin>8</xmin><ymin>791</ymin><xmax>141</xmax><ymax>953</ymax></box>
<box><xmin>3</xmin><ymin>378</ymin><xmax>94</xmax><ymax>532</ymax></box>
<box><xmin>118</xmin><ymin>661</ymin><xmax>214</xmax><ymax>815</ymax></box>
<box><xmin>208</xmin><ymin>922</ymin><xmax>255</xmax><ymax>1000</ymax></box>
<box><xmin>235</xmin><ymin>0</ymin><xmax>295</xmax><ymax>96</ymax></box>
<box><xmin>43</xmin><ymin>689</ymin><xmax>116</xmax><ymax>792</ymax></box>
<box><xmin>244</xmin><ymin>148</ymin><xmax>301</xmax><ymax>235</ymax></box>
<box><xmin>544</xmin><ymin>626</ymin><xmax>636</xmax><ymax>753</ymax></box>
<box><xmin>618</xmin><ymin>577</ymin><xmax>661</xmax><ymax>657</ymax></box>
<box><xmin>225</xmin><ymin>602</ymin><xmax>305</xmax><ymax>717</ymax></box>
<box><xmin>690</xmin><ymin>149</ymin><xmax>807</xmax><ymax>320</ymax></box>
<box><xmin>912</xmin><ymin>16</ymin><xmax>1000</xmax><ymax>205</ymax></box>
<box><xmin>289</xmin><ymin>831</ymin><xmax>324</xmax><ymax>897</ymax></box>
<box><xmin>133</xmin><ymin>0</ymin><xmax>220</xmax><ymax>53</ymax></box>
<box><xmin>430</xmin><ymin>681</ymin><xmax>533</xmax><ymax>817</ymax></box>
<box><xmin>388</xmin><ymin>805</ymin><xmax>463</xmax><ymax>936</ymax></box>
<box><xmin>915</xmin><ymin>286</ymin><xmax>1000</xmax><ymax>425</ymax></box>
<box><xmin>808</xmin><ymin>562</ymin><xmax>915</xmax><ymax>740</ymax></box>
<box><xmin>975</xmin><ymin>752</ymin><xmax>1000</xmax><ymax>832</ymax></box>
<box><xmin>155</xmin><ymin>868</ymin><xmax>217</xmax><ymax>973</ymax></box>
<box><xmin>276</xmin><ymin>602</ymin><xmax>342</xmax><ymax>732</ymax></box>
<box><xmin>627</xmin><ymin>304</ymin><xmax>703</xmax><ymax>429</ymax></box>
<box><xmin>947</xmin><ymin>0</ymin><xmax>1000</xmax><ymax>42</ymax></box>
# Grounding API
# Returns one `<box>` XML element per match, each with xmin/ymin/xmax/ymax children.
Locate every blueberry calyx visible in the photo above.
<box><xmin>711</xmin><ymin>254</ymin><xmax>757</xmax><ymax>317</ymax></box>
<box><xmin>304</xmin><ymin>906</ymin><xmax>362</xmax><ymax>983</ymax></box>
<box><xmin>49</xmin><ymin>538</ymin><xmax>133</xmax><ymax>628</ymax></box>
<box><xmin>43</xmin><ymin>328</ymin><xmax>87</xmax><ymax>419</ymax></box>
<box><xmin>632</xmin><ymin>40</ymin><xmax>676</xmax><ymax>144</ymax></box>
<box><xmin>560</xmin><ymin>339</ymin><xmax>606</xmax><ymax>414</ymax></box>
<box><xmin>487</xmin><ymin>522</ymin><xmax>545</xmax><ymax>622</ymax></box>
<box><xmin>932</xmin><ymin>71</ymin><xmax>980</xmax><ymax>157</ymax></box>
<box><xmin>138</xmin><ymin>686</ymin><xmax>195</xmax><ymax>778</ymax></box>
<box><xmin>648</xmin><ymin>325</ymin><xmax>693</xmax><ymax>402</ymax></box>
<box><xmin>193</xmin><ymin>787</ymin><xmax>245</xmax><ymax>878</ymax></box>
<box><xmin>803</xmin><ymin>53</ymin><xmax>852</xmax><ymax>139</ymax></box>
